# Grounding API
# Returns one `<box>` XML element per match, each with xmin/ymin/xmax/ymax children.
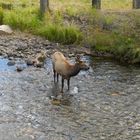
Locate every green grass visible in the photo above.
<box><xmin>1</xmin><ymin>5</ymin><xmax>82</xmax><ymax>45</ymax></box>
<box><xmin>0</xmin><ymin>7</ymin><xmax>3</xmax><ymax>24</ymax></box>
<box><xmin>3</xmin><ymin>8</ymin><xmax>41</xmax><ymax>31</ymax></box>
<box><xmin>88</xmin><ymin>28</ymin><xmax>140</xmax><ymax>63</ymax></box>
<box><xmin>102</xmin><ymin>0</ymin><xmax>132</xmax><ymax>10</ymax></box>
<box><xmin>36</xmin><ymin>24</ymin><xmax>82</xmax><ymax>44</ymax></box>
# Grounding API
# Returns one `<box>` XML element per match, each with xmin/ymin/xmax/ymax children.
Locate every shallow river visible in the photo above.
<box><xmin>0</xmin><ymin>57</ymin><xmax>139</xmax><ymax>140</ymax></box>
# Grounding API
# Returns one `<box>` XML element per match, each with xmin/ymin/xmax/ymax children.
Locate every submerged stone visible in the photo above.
<box><xmin>16</xmin><ymin>64</ymin><xmax>26</xmax><ymax>72</ymax></box>
<box><xmin>26</xmin><ymin>59</ymin><xmax>34</xmax><ymax>66</ymax></box>
<box><xmin>7</xmin><ymin>61</ymin><xmax>15</xmax><ymax>66</ymax></box>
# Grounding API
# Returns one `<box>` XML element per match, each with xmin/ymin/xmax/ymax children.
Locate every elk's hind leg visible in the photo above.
<box><xmin>53</xmin><ymin>69</ymin><xmax>56</xmax><ymax>82</ymax></box>
<box><xmin>61</xmin><ymin>77</ymin><xmax>64</xmax><ymax>94</ymax></box>
<box><xmin>67</xmin><ymin>78</ymin><xmax>70</xmax><ymax>91</ymax></box>
<box><xmin>57</xmin><ymin>73</ymin><xmax>59</xmax><ymax>82</ymax></box>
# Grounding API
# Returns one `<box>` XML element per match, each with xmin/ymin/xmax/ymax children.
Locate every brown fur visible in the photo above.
<box><xmin>51</xmin><ymin>51</ymin><xmax>89</xmax><ymax>93</ymax></box>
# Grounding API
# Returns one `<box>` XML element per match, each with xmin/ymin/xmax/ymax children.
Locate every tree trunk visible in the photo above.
<box><xmin>92</xmin><ymin>0</ymin><xmax>101</xmax><ymax>9</ymax></box>
<box><xmin>133</xmin><ymin>0</ymin><xmax>140</xmax><ymax>9</ymax></box>
<box><xmin>40</xmin><ymin>0</ymin><xmax>49</xmax><ymax>14</ymax></box>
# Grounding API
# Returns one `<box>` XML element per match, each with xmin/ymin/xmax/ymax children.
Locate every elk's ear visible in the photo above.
<box><xmin>75</xmin><ymin>55</ymin><xmax>81</xmax><ymax>62</ymax></box>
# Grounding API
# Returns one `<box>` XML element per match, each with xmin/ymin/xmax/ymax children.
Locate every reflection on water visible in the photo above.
<box><xmin>0</xmin><ymin>57</ymin><xmax>27</xmax><ymax>72</ymax></box>
<box><xmin>0</xmin><ymin>58</ymin><xmax>15</xmax><ymax>71</ymax></box>
<box><xmin>51</xmin><ymin>82</ymin><xmax>60</xmax><ymax>97</ymax></box>
<box><xmin>49</xmin><ymin>82</ymin><xmax>75</xmax><ymax>106</ymax></box>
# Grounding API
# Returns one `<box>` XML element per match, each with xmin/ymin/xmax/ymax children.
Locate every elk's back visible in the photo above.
<box><xmin>52</xmin><ymin>52</ymin><xmax>66</xmax><ymax>62</ymax></box>
<box><xmin>52</xmin><ymin>52</ymin><xmax>69</xmax><ymax>76</ymax></box>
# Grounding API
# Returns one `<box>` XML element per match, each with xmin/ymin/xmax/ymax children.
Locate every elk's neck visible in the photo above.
<box><xmin>68</xmin><ymin>64</ymin><xmax>80</xmax><ymax>77</ymax></box>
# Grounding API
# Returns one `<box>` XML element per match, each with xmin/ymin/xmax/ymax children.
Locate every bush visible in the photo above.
<box><xmin>3</xmin><ymin>8</ymin><xmax>41</xmax><ymax>31</ymax></box>
<box><xmin>36</xmin><ymin>24</ymin><xmax>82</xmax><ymax>44</ymax></box>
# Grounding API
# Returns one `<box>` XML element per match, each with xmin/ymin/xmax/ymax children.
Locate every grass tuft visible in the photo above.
<box><xmin>3</xmin><ymin>8</ymin><xmax>41</xmax><ymax>31</ymax></box>
<box><xmin>0</xmin><ymin>7</ymin><xmax>4</xmax><ymax>24</ymax></box>
<box><xmin>36</xmin><ymin>24</ymin><xmax>82</xmax><ymax>44</ymax></box>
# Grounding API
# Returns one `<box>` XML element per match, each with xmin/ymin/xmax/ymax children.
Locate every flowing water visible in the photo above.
<box><xmin>0</xmin><ymin>57</ymin><xmax>139</xmax><ymax>140</ymax></box>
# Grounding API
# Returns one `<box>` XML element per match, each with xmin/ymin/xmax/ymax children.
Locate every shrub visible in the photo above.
<box><xmin>3</xmin><ymin>8</ymin><xmax>41</xmax><ymax>31</ymax></box>
<box><xmin>36</xmin><ymin>24</ymin><xmax>82</xmax><ymax>44</ymax></box>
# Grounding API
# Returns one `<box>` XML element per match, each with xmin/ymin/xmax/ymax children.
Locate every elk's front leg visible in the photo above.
<box><xmin>61</xmin><ymin>77</ymin><xmax>64</xmax><ymax>93</ymax></box>
<box><xmin>67</xmin><ymin>78</ymin><xmax>70</xmax><ymax>91</ymax></box>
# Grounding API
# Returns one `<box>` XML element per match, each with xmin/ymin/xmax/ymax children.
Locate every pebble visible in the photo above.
<box><xmin>26</xmin><ymin>59</ymin><xmax>34</xmax><ymax>66</ymax></box>
<box><xmin>16</xmin><ymin>65</ymin><xmax>25</xmax><ymax>72</ymax></box>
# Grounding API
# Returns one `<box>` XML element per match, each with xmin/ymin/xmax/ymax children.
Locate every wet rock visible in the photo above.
<box><xmin>36</xmin><ymin>51</ymin><xmax>46</xmax><ymax>63</ymax></box>
<box><xmin>72</xmin><ymin>87</ymin><xmax>79</xmax><ymax>94</ymax></box>
<box><xmin>35</xmin><ymin>62</ymin><xmax>44</xmax><ymax>68</ymax></box>
<box><xmin>50</xmin><ymin>96</ymin><xmax>56</xmax><ymax>100</ymax></box>
<box><xmin>57</xmin><ymin>95</ymin><xmax>63</xmax><ymax>100</ymax></box>
<box><xmin>68</xmin><ymin>53</ymin><xmax>75</xmax><ymax>57</ymax></box>
<box><xmin>7</xmin><ymin>60</ymin><xmax>15</xmax><ymax>66</ymax></box>
<box><xmin>132</xmin><ymin>122</ymin><xmax>140</xmax><ymax>130</ymax></box>
<box><xmin>26</xmin><ymin>59</ymin><xmax>34</xmax><ymax>66</ymax></box>
<box><xmin>32</xmin><ymin>51</ymin><xmax>46</xmax><ymax>68</ymax></box>
<box><xmin>7</xmin><ymin>52</ymin><xmax>14</xmax><ymax>57</ymax></box>
<box><xmin>16</xmin><ymin>65</ymin><xmax>26</xmax><ymax>72</ymax></box>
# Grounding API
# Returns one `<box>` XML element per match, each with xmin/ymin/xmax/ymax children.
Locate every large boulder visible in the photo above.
<box><xmin>0</xmin><ymin>25</ymin><xmax>13</xmax><ymax>34</ymax></box>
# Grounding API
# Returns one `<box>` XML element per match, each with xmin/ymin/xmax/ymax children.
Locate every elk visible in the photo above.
<box><xmin>51</xmin><ymin>51</ymin><xmax>89</xmax><ymax>93</ymax></box>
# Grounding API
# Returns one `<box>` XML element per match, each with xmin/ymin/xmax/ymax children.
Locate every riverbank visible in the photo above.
<box><xmin>0</xmin><ymin>0</ymin><xmax>140</xmax><ymax>64</ymax></box>
<box><xmin>0</xmin><ymin>32</ymin><xmax>92</xmax><ymax>63</ymax></box>
<box><xmin>87</xmin><ymin>10</ymin><xmax>140</xmax><ymax>64</ymax></box>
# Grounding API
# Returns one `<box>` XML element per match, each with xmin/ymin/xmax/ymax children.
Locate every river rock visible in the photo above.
<box><xmin>7</xmin><ymin>60</ymin><xmax>15</xmax><ymax>66</ymax></box>
<box><xmin>0</xmin><ymin>25</ymin><xmax>13</xmax><ymax>34</ymax></box>
<box><xmin>72</xmin><ymin>87</ymin><xmax>79</xmax><ymax>94</ymax></box>
<box><xmin>26</xmin><ymin>59</ymin><xmax>34</xmax><ymax>66</ymax></box>
<box><xmin>35</xmin><ymin>62</ymin><xmax>44</xmax><ymax>68</ymax></box>
<box><xmin>16</xmin><ymin>65</ymin><xmax>26</xmax><ymax>72</ymax></box>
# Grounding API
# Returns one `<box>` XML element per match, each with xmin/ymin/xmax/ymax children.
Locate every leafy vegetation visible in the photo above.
<box><xmin>0</xmin><ymin>7</ymin><xmax>3</xmax><ymax>24</ymax></box>
<box><xmin>3</xmin><ymin>8</ymin><xmax>41</xmax><ymax>31</ymax></box>
<box><xmin>36</xmin><ymin>24</ymin><xmax>82</xmax><ymax>44</ymax></box>
<box><xmin>0</xmin><ymin>0</ymin><xmax>82</xmax><ymax>45</ymax></box>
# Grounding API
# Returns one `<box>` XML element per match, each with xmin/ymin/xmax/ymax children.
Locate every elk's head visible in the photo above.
<box><xmin>75</xmin><ymin>55</ymin><xmax>89</xmax><ymax>71</ymax></box>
